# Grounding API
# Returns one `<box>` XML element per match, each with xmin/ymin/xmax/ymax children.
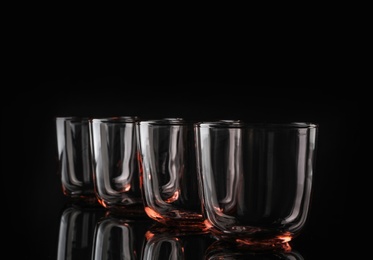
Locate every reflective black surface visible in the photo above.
<box><xmin>7</xmin><ymin>82</ymin><xmax>364</xmax><ymax>259</ymax></box>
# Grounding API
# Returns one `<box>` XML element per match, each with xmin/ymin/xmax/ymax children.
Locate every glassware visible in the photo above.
<box><xmin>56</xmin><ymin>117</ymin><xmax>97</xmax><ymax>204</ymax></box>
<box><xmin>194</xmin><ymin>121</ymin><xmax>318</xmax><ymax>248</ymax></box>
<box><xmin>89</xmin><ymin>116</ymin><xmax>145</xmax><ymax>216</ymax></box>
<box><xmin>136</xmin><ymin>118</ymin><xmax>205</xmax><ymax>230</ymax></box>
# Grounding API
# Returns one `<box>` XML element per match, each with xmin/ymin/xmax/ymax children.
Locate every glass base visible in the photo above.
<box><xmin>101</xmin><ymin>203</ymin><xmax>148</xmax><ymax>218</ymax></box>
<box><xmin>146</xmin><ymin>222</ymin><xmax>210</xmax><ymax>237</ymax></box>
<box><xmin>204</xmin><ymin>240</ymin><xmax>302</xmax><ymax>259</ymax></box>
<box><xmin>65</xmin><ymin>194</ymin><xmax>101</xmax><ymax>208</ymax></box>
<box><xmin>144</xmin><ymin>207</ymin><xmax>208</xmax><ymax>233</ymax></box>
<box><xmin>207</xmin><ymin>224</ymin><xmax>293</xmax><ymax>252</ymax></box>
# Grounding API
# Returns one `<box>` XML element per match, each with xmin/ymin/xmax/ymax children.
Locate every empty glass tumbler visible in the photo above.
<box><xmin>56</xmin><ymin>117</ymin><xmax>96</xmax><ymax>203</ymax></box>
<box><xmin>89</xmin><ymin>116</ymin><xmax>145</xmax><ymax>215</ymax></box>
<box><xmin>194</xmin><ymin>121</ymin><xmax>318</xmax><ymax>247</ymax></box>
<box><xmin>136</xmin><ymin>118</ymin><xmax>205</xmax><ymax>229</ymax></box>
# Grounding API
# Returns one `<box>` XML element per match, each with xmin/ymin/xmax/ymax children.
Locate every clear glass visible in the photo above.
<box><xmin>136</xmin><ymin>118</ymin><xmax>205</xmax><ymax>230</ymax></box>
<box><xmin>89</xmin><ymin>116</ymin><xmax>145</xmax><ymax>216</ymax></box>
<box><xmin>56</xmin><ymin>117</ymin><xmax>97</xmax><ymax>204</ymax></box>
<box><xmin>194</xmin><ymin>121</ymin><xmax>318</xmax><ymax>247</ymax></box>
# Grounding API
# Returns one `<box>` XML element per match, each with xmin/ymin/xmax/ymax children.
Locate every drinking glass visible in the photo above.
<box><xmin>89</xmin><ymin>116</ymin><xmax>145</xmax><ymax>216</ymax></box>
<box><xmin>194</xmin><ymin>121</ymin><xmax>318</xmax><ymax>247</ymax></box>
<box><xmin>136</xmin><ymin>118</ymin><xmax>205</xmax><ymax>230</ymax></box>
<box><xmin>56</xmin><ymin>117</ymin><xmax>97</xmax><ymax>204</ymax></box>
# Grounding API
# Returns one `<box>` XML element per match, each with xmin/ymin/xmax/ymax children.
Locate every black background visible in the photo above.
<box><xmin>4</xmin><ymin>75</ymin><xmax>364</xmax><ymax>258</ymax></box>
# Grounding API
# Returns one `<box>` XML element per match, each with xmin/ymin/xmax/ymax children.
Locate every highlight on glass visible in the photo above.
<box><xmin>89</xmin><ymin>116</ymin><xmax>145</xmax><ymax>216</ymax></box>
<box><xmin>136</xmin><ymin>118</ymin><xmax>205</xmax><ymax>230</ymax></box>
<box><xmin>194</xmin><ymin>121</ymin><xmax>318</xmax><ymax>248</ymax></box>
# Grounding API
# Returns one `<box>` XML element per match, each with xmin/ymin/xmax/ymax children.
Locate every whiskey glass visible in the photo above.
<box><xmin>56</xmin><ymin>117</ymin><xmax>97</xmax><ymax>204</ymax></box>
<box><xmin>89</xmin><ymin>116</ymin><xmax>145</xmax><ymax>215</ymax></box>
<box><xmin>136</xmin><ymin>118</ymin><xmax>205</xmax><ymax>230</ymax></box>
<box><xmin>194</xmin><ymin>121</ymin><xmax>318</xmax><ymax>248</ymax></box>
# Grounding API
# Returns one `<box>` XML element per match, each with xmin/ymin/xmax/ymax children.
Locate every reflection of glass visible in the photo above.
<box><xmin>195</xmin><ymin>121</ymin><xmax>318</xmax><ymax>248</ymax></box>
<box><xmin>56</xmin><ymin>117</ymin><xmax>97</xmax><ymax>204</ymax></box>
<box><xmin>89</xmin><ymin>117</ymin><xmax>145</xmax><ymax>216</ymax></box>
<box><xmin>91</xmin><ymin>212</ymin><xmax>152</xmax><ymax>260</ymax></box>
<box><xmin>142</xmin><ymin>223</ymin><xmax>216</xmax><ymax>260</ymax></box>
<box><xmin>204</xmin><ymin>240</ymin><xmax>304</xmax><ymax>259</ymax></box>
<box><xmin>137</xmin><ymin>118</ymin><xmax>205</xmax><ymax>230</ymax></box>
<box><xmin>57</xmin><ymin>205</ymin><xmax>105</xmax><ymax>260</ymax></box>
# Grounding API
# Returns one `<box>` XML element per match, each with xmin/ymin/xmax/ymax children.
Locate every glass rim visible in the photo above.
<box><xmin>90</xmin><ymin>116</ymin><xmax>139</xmax><ymax>123</ymax></box>
<box><xmin>137</xmin><ymin>118</ymin><xmax>187</xmax><ymax>126</ymax></box>
<box><xmin>55</xmin><ymin>116</ymin><xmax>90</xmax><ymax>122</ymax></box>
<box><xmin>194</xmin><ymin>121</ymin><xmax>318</xmax><ymax>129</ymax></box>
